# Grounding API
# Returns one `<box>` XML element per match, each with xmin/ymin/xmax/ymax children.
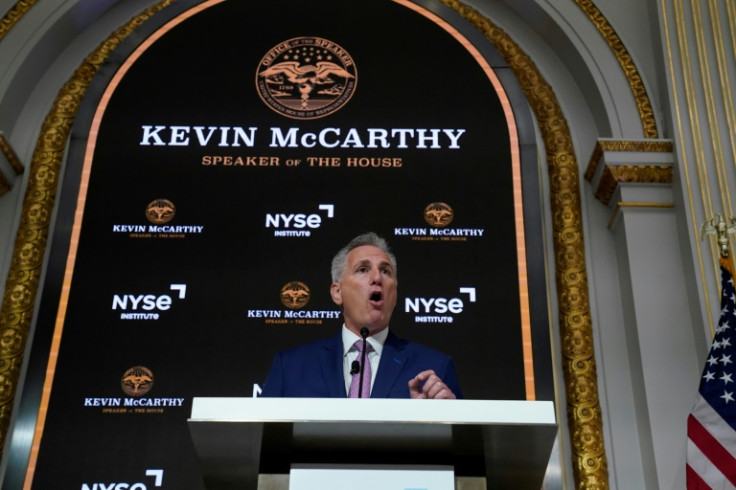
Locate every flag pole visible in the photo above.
<box><xmin>701</xmin><ymin>213</ymin><xmax>736</xmax><ymax>275</ymax></box>
<box><xmin>719</xmin><ymin>254</ymin><xmax>735</xmax><ymax>279</ymax></box>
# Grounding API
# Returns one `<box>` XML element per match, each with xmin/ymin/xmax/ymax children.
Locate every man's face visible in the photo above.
<box><xmin>330</xmin><ymin>245</ymin><xmax>397</xmax><ymax>336</ymax></box>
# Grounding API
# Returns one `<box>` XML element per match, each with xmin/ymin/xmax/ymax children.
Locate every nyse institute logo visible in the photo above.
<box><xmin>256</xmin><ymin>37</ymin><xmax>357</xmax><ymax>119</ymax></box>
<box><xmin>265</xmin><ymin>203</ymin><xmax>335</xmax><ymax>237</ymax></box>
<box><xmin>112</xmin><ymin>283</ymin><xmax>187</xmax><ymax>320</ymax></box>
<box><xmin>405</xmin><ymin>287</ymin><xmax>477</xmax><ymax>324</ymax></box>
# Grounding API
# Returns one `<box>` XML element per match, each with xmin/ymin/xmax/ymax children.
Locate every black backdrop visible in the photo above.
<box><xmin>15</xmin><ymin>1</ymin><xmax>553</xmax><ymax>488</ymax></box>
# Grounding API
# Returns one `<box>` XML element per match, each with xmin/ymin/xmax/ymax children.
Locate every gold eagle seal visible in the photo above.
<box><xmin>256</xmin><ymin>37</ymin><xmax>357</xmax><ymax>120</ymax></box>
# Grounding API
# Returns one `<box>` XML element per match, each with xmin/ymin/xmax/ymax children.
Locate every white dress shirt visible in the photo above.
<box><xmin>342</xmin><ymin>325</ymin><xmax>389</xmax><ymax>395</ymax></box>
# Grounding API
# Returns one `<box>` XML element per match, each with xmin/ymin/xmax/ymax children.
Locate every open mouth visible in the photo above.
<box><xmin>369</xmin><ymin>291</ymin><xmax>382</xmax><ymax>303</ymax></box>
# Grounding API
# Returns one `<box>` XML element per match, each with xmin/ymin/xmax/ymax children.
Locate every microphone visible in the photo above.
<box><xmin>350</xmin><ymin>360</ymin><xmax>360</xmax><ymax>375</ymax></box>
<box><xmin>358</xmin><ymin>327</ymin><xmax>369</xmax><ymax>398</ymax></box>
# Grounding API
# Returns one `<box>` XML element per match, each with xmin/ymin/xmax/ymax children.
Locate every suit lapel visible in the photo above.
<box><xmin>371</xmin><ymin>331</ymin><xmax>408</xmax><ymax>398</ymax></box>
<box><xmin>319</xmin><ymin>333</ymin><xmax>347</xmax><ymax>397</ymax></box>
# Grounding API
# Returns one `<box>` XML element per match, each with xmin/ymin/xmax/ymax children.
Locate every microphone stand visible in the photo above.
<box><xmin>358</xmin><ymin>327</ymin><xmax>369</xmax><ymax>398</ymax></box>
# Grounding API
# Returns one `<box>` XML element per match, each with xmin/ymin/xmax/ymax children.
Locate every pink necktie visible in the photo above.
<box><xmin>348</xmin><ymin>340</ymin><xmax>372</xmax><ymax>398</ymax></box>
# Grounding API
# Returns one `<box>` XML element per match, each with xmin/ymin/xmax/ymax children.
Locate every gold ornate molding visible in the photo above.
<box><xmin>440</xmin><ymin>0</ymin><xmax>608</xmax><ymax>487</ymax></box>
<box><xmin>585</xmin><ymin>139</ymin><xmax>673</xmax><ymax>181</ymax></box>
<box><xmin>0</xmin><ymin>133</ymin><xmax>23</xmax><ymax>175</ymax></box>
<box><xmin>0</xmin><ymin>1</ymin><xmax>38</xmax><ymax>196</ymax></box>
<box><xmin>595</xmin><ymin>164</ymin><xmax>673</xmax><ymax>205</ymax></box>
<box><xmin>0</xmin><ymin>132</ymin><xmax>24</xmax><ymax>196</ymax></box>
<box><xmin>0</xmin><ymin>0</ymin><xmax>38</xmax><ymax>42</ymax></box>
<box><xmin>585</xmin><ymin>139</ymin><xmax>674</xmax><ymax>205</ymax></box>
<box><xmin>573</xmin><ymin>0</ymin><xmax>659</xmax><ymax>138</ymax></box>
<box><xmin>0</xmin><ymin>0</ymin><xmax>174</xmax><ymax>460</ymax></box>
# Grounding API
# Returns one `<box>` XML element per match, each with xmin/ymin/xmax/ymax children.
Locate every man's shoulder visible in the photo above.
<box><xmin>387</xmin><ymin>332</ymin><xmax>452</xmax><ymax>359</ymax></box>
<box><xmin>277</xmin><ymin>334</ymin><xmax>341</xmax><ymax>357</ymax></box>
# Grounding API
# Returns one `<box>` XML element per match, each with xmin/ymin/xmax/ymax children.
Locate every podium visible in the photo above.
<box><xmin>188</xmin><ymin>398</ymin><xmax>557</xmax><ymax>489</ymax></box>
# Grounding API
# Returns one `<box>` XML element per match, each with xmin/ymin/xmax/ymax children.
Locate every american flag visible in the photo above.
<box><xmin>687</xmin><ymin>265</ymin><xmax>736</xmax><ymax>488</ymax></box>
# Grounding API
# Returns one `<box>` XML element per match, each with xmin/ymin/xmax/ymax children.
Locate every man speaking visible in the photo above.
<box><xmin>261</xmin><ymin>232</ymin><xmax>462</xmax><ymax>399</ymax></box>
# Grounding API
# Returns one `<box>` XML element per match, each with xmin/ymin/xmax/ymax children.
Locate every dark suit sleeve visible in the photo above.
<box><xmin>439</xmin><ymin>355</ymin><xmax>463</xmax><ymax>399</ymax></box>
<box><xmin>260</xmin><ymin>352</ymin><xmax>284</xmax><ymax>397</ymax></box>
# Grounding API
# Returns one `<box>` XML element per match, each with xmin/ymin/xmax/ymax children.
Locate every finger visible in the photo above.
<box><xmin>421</xmin><ymin>375</ymin><xmax>444</xmax><ymax>397</ymax></box>
<box><xmin>414</xmin><ymin>369</ymin><xmax>437</xmax><ymax>382</ymax></box>
<box><xmin>407</xmin><ymin>377</ymin><xmax>423</xmax><ymax>398</ymax></box>
<box><xmin>424</xmin><ymin>376</ymin><xmax>443</xmax><ymax>398</ymax></box>
<box><xmin>431</xmin><ymin>387</ymin><xmax>456</xmax><ymax>399</ymax></box>
<box><xmin>424</xmin><ymin>375</ymin><xmax>456</xmax><ymax>399</ymax></box>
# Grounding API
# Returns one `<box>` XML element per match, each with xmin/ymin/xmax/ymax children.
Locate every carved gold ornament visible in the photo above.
<box><xmin>0</xmin><ymin>1</ymin><xmax>38</xmax><ymax>42</ymax></box>
<box><xmin>572</xmin><ymin>0</ymin><xmax>659</xmax><ymax>138</ymax></box>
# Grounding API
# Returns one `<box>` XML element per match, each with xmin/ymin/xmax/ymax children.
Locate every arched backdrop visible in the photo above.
<box><xmin>0</xmin><ymin>0</ymin><xmax>673</xmax><ymax>487</ymax></box>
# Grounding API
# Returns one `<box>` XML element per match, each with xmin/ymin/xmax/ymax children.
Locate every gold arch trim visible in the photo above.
<box><xmin>0</xmin><ymin>0</ymin><xmax>611</xmax><ymax>488</ymax></box>
<box><xmin>0</xmin><ymin>0</ymin><xmax>174</xmax><ymax>461</ymax></box>
<box><xmin>0</xmin><ymin>0</ymin><xmax>37</xmax><ymax>42</ymax></box>
<box><xmin>573</xmin><ymin>0</ymin><xmax>659</xmax><ymax>139</ymax></box>
<box><xmin>441</xmin><ymin>0</ymin><xmax>609</xmax><ymax>487</ymax></box>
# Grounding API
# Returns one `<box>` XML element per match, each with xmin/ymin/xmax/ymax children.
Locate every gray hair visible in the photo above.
<box><xmin>331</xmin><ymin>232</ymin><xmax>398</xmax><ymax>283</ymax></box>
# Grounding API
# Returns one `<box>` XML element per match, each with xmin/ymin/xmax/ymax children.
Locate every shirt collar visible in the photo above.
<box><xmin>342</xmin><ymin>325</ymin><xmax>388</xmax><ymax>357</ymax></box>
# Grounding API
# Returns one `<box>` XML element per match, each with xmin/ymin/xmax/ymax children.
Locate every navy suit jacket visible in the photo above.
<box><xmin>260</xmin><ymin>331</ymin><xmax>463</xmax><ymax>398</ymax></box>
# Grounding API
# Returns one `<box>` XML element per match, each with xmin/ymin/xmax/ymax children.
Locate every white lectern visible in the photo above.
<box><xmin>188</xmin><ymin>398</ymin><xmax>556</xmax><ymax>489</ymax></box>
